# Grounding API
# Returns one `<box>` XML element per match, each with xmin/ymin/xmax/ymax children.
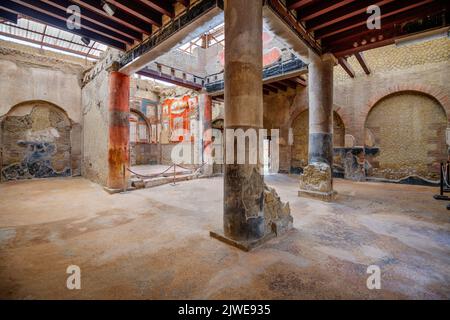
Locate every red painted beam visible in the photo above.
<box><xmin>287</xmin><ymin>0</ymin><xmax>314</xmax><ymax>11</ymax></box>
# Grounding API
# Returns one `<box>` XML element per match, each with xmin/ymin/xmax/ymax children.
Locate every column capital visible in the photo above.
<box><xmin>321</xmin><ymin>53</ymin><xmax>338</xmax><ymax>65</ymax></box>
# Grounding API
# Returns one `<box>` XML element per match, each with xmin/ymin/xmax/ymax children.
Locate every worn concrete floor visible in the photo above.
<box><xmin>0</xmin><ymin>175</ymin><xmax>449</xmax><ymax>299</ymax></box>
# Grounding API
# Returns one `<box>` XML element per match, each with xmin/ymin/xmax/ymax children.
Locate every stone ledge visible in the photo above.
<box><xmin>298</xmin><ymin>189</ymin><xmax>337</xmax><ymax>202</ymax></box>
<box><xmin>209</xmin><ymin>230</ymin><xmax>276</xmax><ymax>252</ymax></box>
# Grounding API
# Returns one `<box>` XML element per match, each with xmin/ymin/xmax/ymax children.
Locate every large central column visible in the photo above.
<box><xmin>222</xmin><ymin>0</ymin><xmax>265</xmax><ymax>243</ymax></box>
<box><xmin>298</xmin><ymin>51</ymin><xmax>336</xmax><ymax>201</ymax></box>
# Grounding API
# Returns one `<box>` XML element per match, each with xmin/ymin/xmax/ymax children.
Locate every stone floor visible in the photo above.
<box><xmin>0</xmin><ymin>175</ymin><xmax>449</xmax><ymax>299</ymax></box>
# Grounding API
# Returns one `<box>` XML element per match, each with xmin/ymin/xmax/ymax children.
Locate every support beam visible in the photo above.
<box><xmin>294</xmin><ymin>76</ymin><xmax>307</xmax><ymax>86</ymax></box>
<box><xmin>11</xmin><ymin>0</ymin><xmax>134</xmax><ymax>44</ymax></box>
<box><xmin>44</xmin><ymin>0</ymin><xmax>142</xmax><ymax>41</ymax></box>
<box><xmin>177</xmin><ymin>0</ymin><xmax>190</xmax><ymax>7</ymax></box>
<box><xmin>280</xmin><ymin>79</ymin><xmax>298</xmax><ymax>89</ymax></box>
<box><xmin>269</xmin><ymin>82</ymin><xmax>288</xmax><ymax>91</ymax></box>
<box><xmin>106</xmin><ymin>0</ymin><xmax>163</xmax><ymax>27</ymax></box>
<box><xmin>264</xmin><ymin>84</ymin><xmax>278</xmax><ymax>93</ymax></box>
<box><xmin>338</xmin><ymin>57</ymin><xmax>355</xmax><ymax>78</ymax></box>
<box><xmin>137</xmin><ymin>68</ymin><xmax>202</xmax><ymax>90</ymax></box>
<box><xmin>305</xmin><ymin>0</ymin><xmax>395</xmax><ymax>32</ymax></box>
<box><xmin>297</xmin><ymin>0</ymin><xmax>355</xmax><ymax>21</ymax></box>
<box><xmin>287</xmin><ymin>0</ymin><xmax>314</xmax><ymax>11</ymax></box>
<box><xmin>139</xmin><ymin>0</ymin><xmax>174</xmax><ymax>18</ymax></box>
<box><xmin>0</xmin><ymin>9</ymin><xmax>17</xmax><ymax>24</ymax></box>
<box><xmin>107</xmin><ymin>71</ymin><xmax>130</xmax><ymax>190</ymax></box>
<box><xmin>71</xmin><ymin>0</ymin><xmax>153</xmax><ymax>35</ymax></box>
<box><xmin>354</xmin><ymin>52</ymin><xmax>371</xmax><ymax>75</ymax></box>
<box><xmin>315</xmin><ymin>0</ymin><xmax>433</xmax><ymax>40</ymax></box>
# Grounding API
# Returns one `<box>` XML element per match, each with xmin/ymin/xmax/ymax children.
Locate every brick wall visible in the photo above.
<box><xmin>264</xmin><ymin>37</ymin><xmax>450</xmax><ymax>180</ymax></box>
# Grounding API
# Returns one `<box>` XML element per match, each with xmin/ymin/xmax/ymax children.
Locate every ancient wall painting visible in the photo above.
<box><xmin>161</xmin><ymin>95</ymin><xmax>199</xmax><ymax>143</ymax></box>
<box><xmin>1</xmin><ymin>102</ymin><xmax>72</xmax><ymax>181</ymax></box>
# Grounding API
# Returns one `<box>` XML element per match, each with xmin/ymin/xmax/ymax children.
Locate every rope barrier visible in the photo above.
<box><xmin>126</xmin><ymin>162</ymin><xmax>206</xmax><ymax>180</ymax></box>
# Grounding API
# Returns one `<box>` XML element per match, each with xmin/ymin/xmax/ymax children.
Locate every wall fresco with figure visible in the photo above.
<box><xmin>160</xmin><ymin>95</ymin><xmax>199</xmax><ymax>143</ymax></box>
<box><xmin>1</xmin><ymin>102</ymin><xmax>72</xmax><ymax>181</ymax></box>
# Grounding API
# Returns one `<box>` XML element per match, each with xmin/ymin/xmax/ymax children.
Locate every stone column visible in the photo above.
<box><xmin>199</xmin><ymin>93</ymin><xmax>213</xmax><ymax>175</ymax></box>
<box><xmin>211</xmin><ymin>0</ymin><xmax>266</xmax><ymax>247</ymax></box>
<box><xmin>107</xmin><ymin>71</ymin><xmax>130</xmax><ymax>191</ymax></box>
<box><xmin>299</xmin><ymin>52</ymin><xmax>336</xmax><ymax>201</ymax></box>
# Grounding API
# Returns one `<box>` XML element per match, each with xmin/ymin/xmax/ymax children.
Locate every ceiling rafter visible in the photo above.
<box><xmin>9</xmin><ymin>0</ymin><xmax>134</xmax><ymax>44</ymax></box>
<box><xmin>69</xmin><ymin>0</ymin><xmax>153</xmax><ymax>35</ymax></box>
<box><xmin>0</xmin><ymin>0</ymin><xmax>126</xmax><ymax>49</ymax></box>
<box><xmin>44</xmin><ymin>0</ymin><xmax>142</xmax><ymax>41</ymax></box>
<box><xmin>105</xmin><ymin>0</ymin><xmax>162</xmax><ymax>27</ymax></box>
<box><xmin>354</xmin><ymin>52</ymin><xmax>371</xmax><ymax>75</ymax></box>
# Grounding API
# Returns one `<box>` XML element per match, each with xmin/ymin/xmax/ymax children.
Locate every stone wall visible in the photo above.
<box><xmin>264</xmin><ymin>37</ymin><xmax>450</xmax><ymax>180</ymax></box>
<box><xmin>0</xmin><ymin>40</ymin><xmax>87</xmax><ymax>124</ymax></box>
<box><xmin>0</xmin><ymin>41</ymin><xmax>85</xmax><ymax>181</ymax></box>
<box><xmin>80</xmin><ymin>64</ymin><xmax>110</xmax><ymax>186</ymax></box>
<box><xmin>365</xmin><ymin>92</ymin><xmax>447</xmax><ymax>180</ymax></box>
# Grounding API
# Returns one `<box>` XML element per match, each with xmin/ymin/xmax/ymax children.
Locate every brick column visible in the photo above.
<box><xmin>107</xmin><ymin>71</ymin><xmax>130</xmax><ymax>190</ymax></box>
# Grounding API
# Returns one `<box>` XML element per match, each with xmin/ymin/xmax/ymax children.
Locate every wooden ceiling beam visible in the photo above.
<box><xmin>287</xmin><ymin>0</ymin><xmax>314</xmax><ymax>11</ymax></box>
<box><xmin>322</xmin><ymin>2</ymin><xmax>446</xmax><ymax>49</ymax></box>
<box><xmin>106</xmin><ymin>0</ymin><xmax>162</xmax><ymax>27</ymax></box>
<box><xmin>305</xmin><ymin>0</ymin><xmax>395</xmax><ymax>32</ymax></box>
<box><xmin>264</xmin><ymin>84</ymin><xmax>278</xmax><ymax>93</ymax></box>
<box><xmin>176</xmin><ymin>0</ymin><xmax>190</xmax><ymax>8</ymax></box>
<box><xmin>1</xmin><ymin>0</ymin><xmax>127</xmax><ymax>49</ymax></box>
<box><xmin>315</xmin><ymin>0</ymin><xmax>434</xmax><ymax>40</ymax></box>
<box><xmin>338</xmin><ymin>57</ymin><xmax>355</xmax><ymax>78</ymax></box>
<box><xmin>281</xmin><ymin>79</ymin><xmax>298</xmax><ymax>89</ymax></box>
<box><xmin>71</xmin><ymin>0</ymin><xmax>153</xmax><ymax>35</ymax></box>
<box><xmin>11</xmin><ymin>0</ymin><xmax>134</xmax><ymax>44</ymax></box>
<box><xmin>294</xmin><ymin>76</ymin><xmax>307</xmax><ymax>86</ymax></box>
<box><xmin>270</xmin><ymin>82</ymin><xmax>288</xmax><ymax>91</ymax></box>
<box><xmin>297</xmin><ymin>0</ymin><xmax>355</xmax><ymax>21</ymax></box>
<box><xmin>354</xmin><ymin>52</ymin><xmax>371</xmax><ymax>75</ymax></box>
<box><xmin>0</xmin><ymin>9</ymin><xmax>18</xmax><ymax>23</ymax></box>
<box><xmin>44</xmin><ymin>0</ymin><xmax>142</xmax><ymax>41</ymax></box>
<box><xmin>139</xmin><ymin>0</ymin><xmax>174</xmax><ymax>18</ymax></box>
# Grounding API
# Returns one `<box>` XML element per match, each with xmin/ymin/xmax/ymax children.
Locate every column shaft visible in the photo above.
<box><xmin>223</xmin><ymin>0</ymin><xmax>265</xmax><ymax>241</ymax></box>
<box><xmin>107</xmin><ymin>71</ymin><xmax>130</xmax><ymax>190</ymax></box>
<box><xmin>308</xmin><ymin>52</ymin><xmax>334</xmax><ymax>165</ymax></box>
